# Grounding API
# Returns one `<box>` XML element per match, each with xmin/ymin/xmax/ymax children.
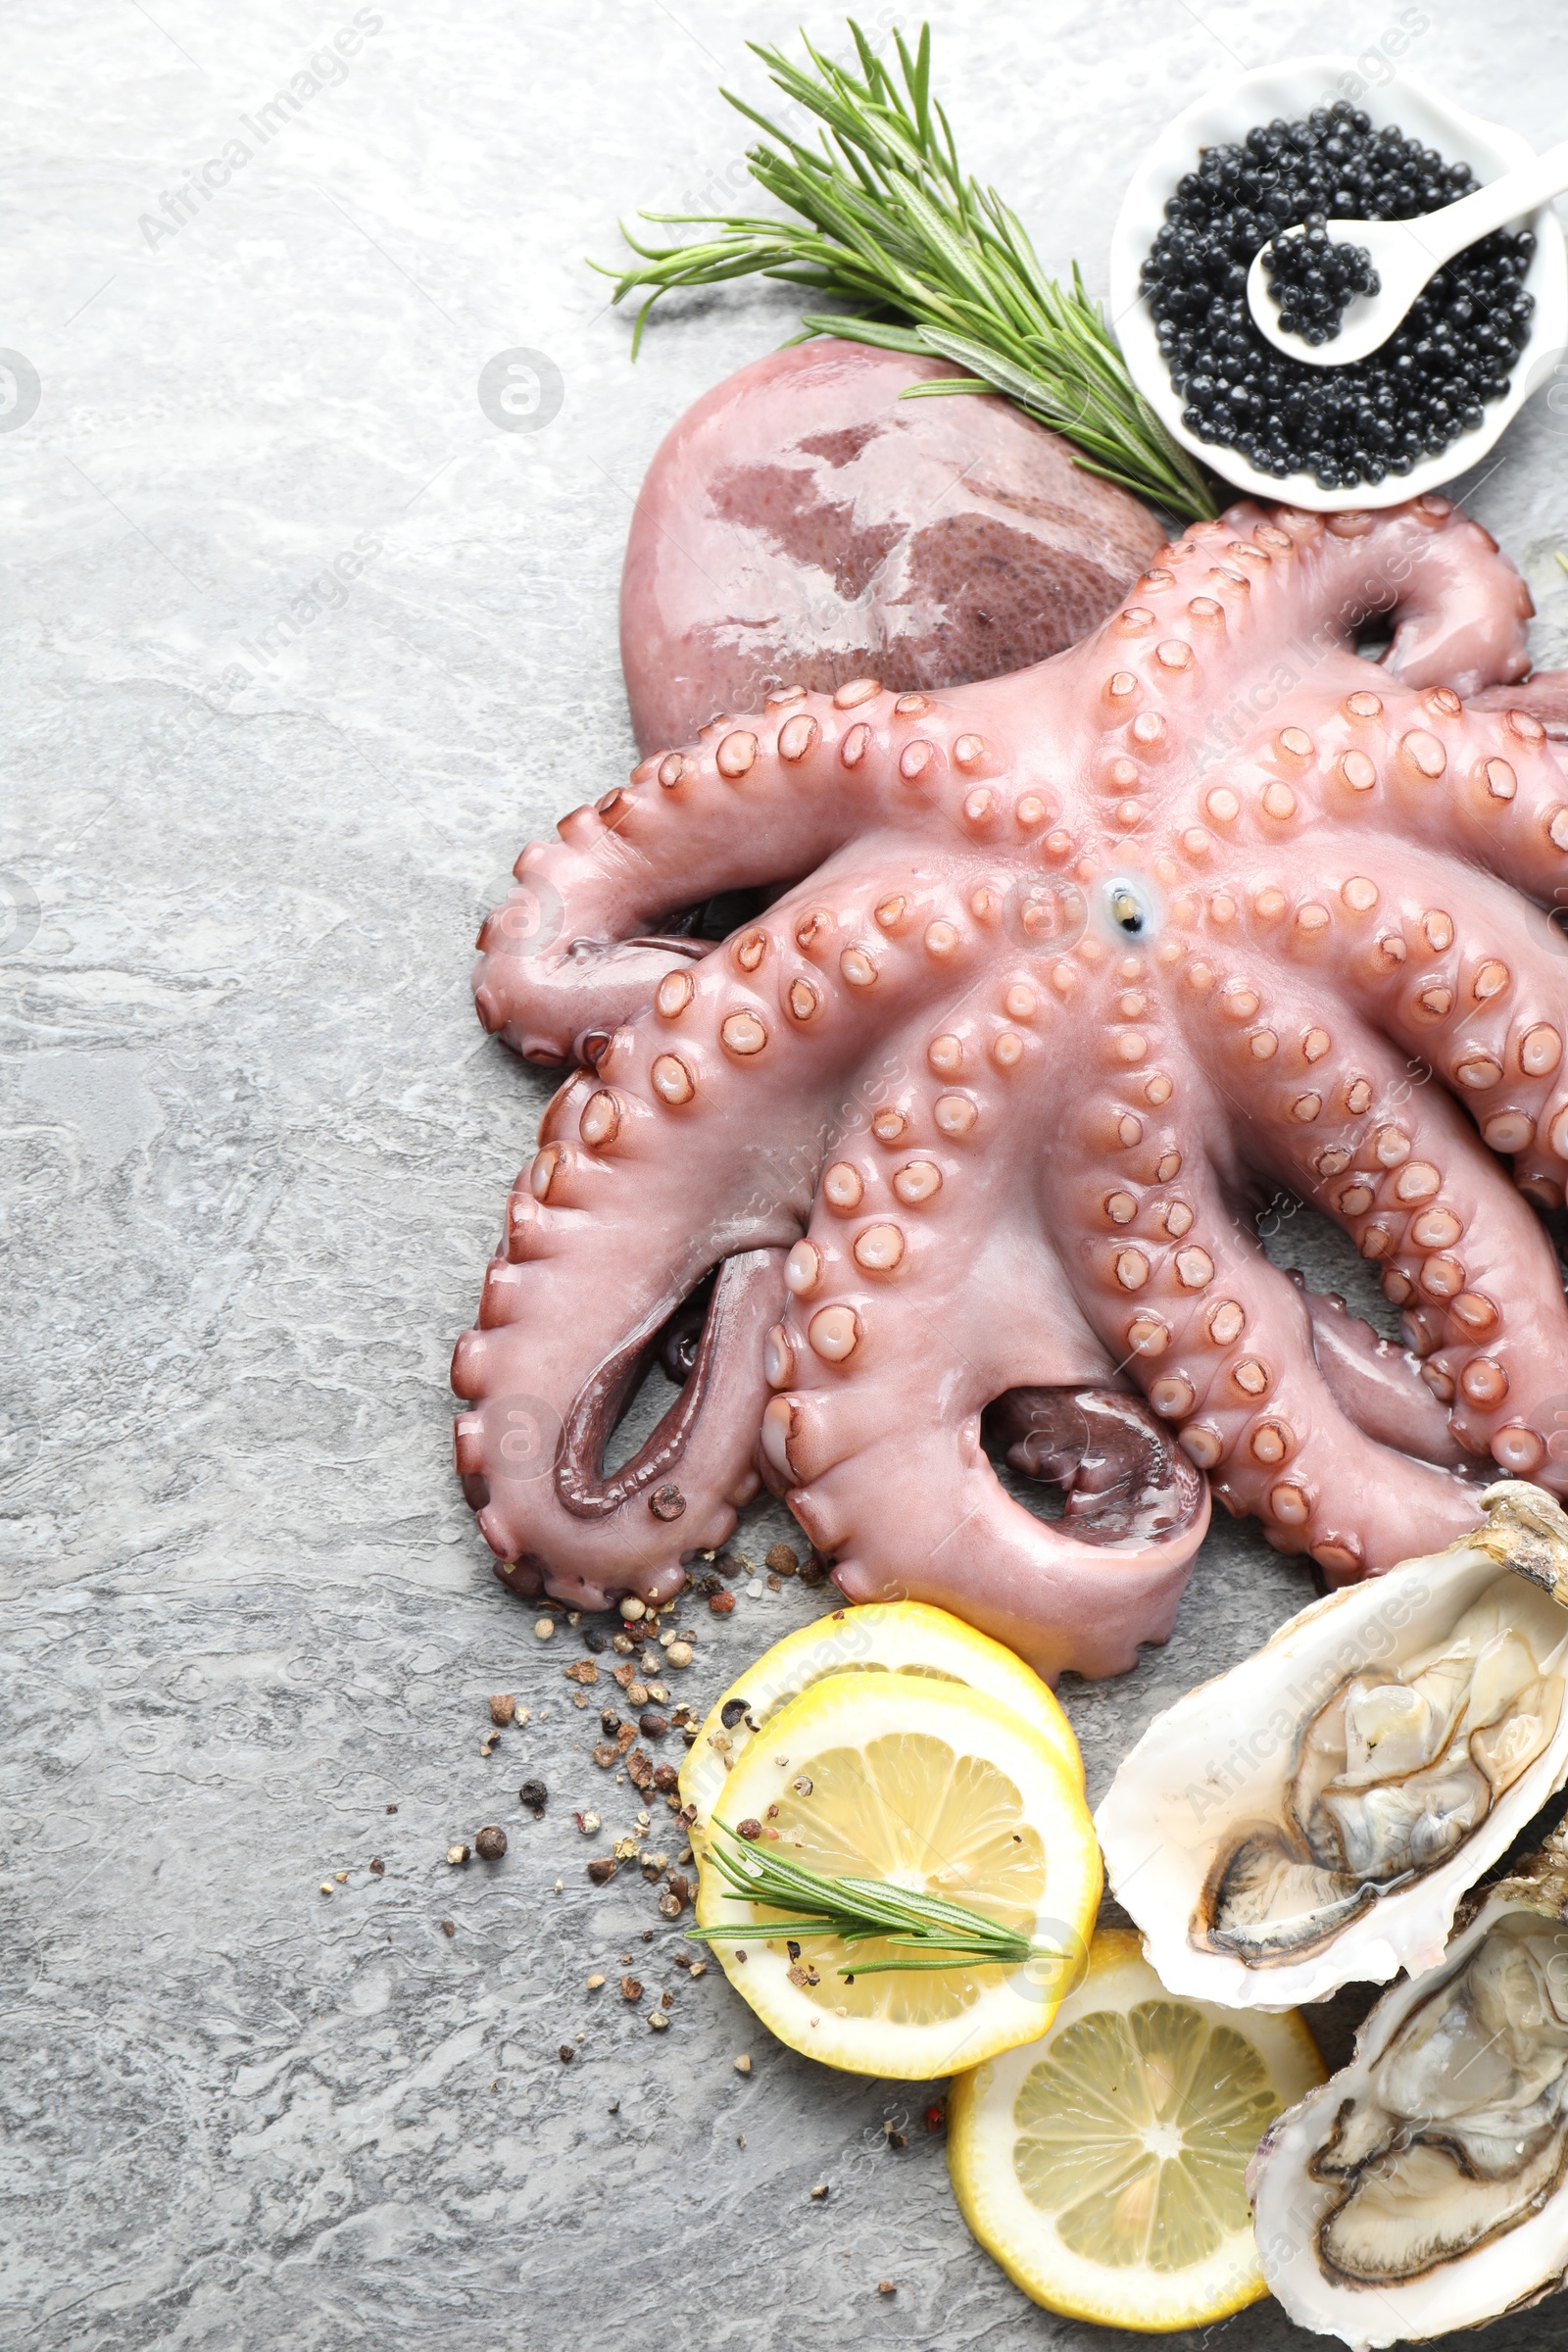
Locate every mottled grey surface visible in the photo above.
<box><xmin>6</xmin><ymin>1</ymin><xmax>1568</xmax><ymax>2345</ymax></box>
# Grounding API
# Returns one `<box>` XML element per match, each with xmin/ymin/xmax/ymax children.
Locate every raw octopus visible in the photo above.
<box><xmin>453</xmin><ymin>339</ymin><xmax>1568</xmax><ymax>1680</ymax></box>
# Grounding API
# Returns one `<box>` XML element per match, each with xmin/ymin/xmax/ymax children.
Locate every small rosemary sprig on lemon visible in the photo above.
<box><xmin>595</xmin><ymin>20</ymin><xmax>1215</xmax><ymax>520</ymax></box>
<box><xmin>689</xmin><ymin>1820</ymin><xmax>1080</xmax><ymax>1981</ymax></box>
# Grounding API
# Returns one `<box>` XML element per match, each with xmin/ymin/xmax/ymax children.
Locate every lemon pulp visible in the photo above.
<box><xmin>948</xmin><ymin>1930</ymin><xmax>1326</xmax><ymax>2328</ymax></box>
<box><xmin>1013</xmin><ymin>1999</ymin><xmax>1279</xmax><ymax>2268</ymax></box>
<box><xmin>697</xmin><ymin>1670</ymin><xmax>1100</xmax><ymax>2079</ymax></box>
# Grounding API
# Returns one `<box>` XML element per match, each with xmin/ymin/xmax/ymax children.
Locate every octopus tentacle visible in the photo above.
<box><xmin>1350</xmin><ymin>863</ymin><xmax>1568</xmax><ymax>1163</ymax></box>
<box><xmin>1292</xmin><ymin>1282</ymin><xmax>1465</xmax><ymax>1469</ymax></box>
<box><xmin>988</xmin><ymin>1387</ymin><xmax>1205</xmax><ymax>1545</ymax></box>
<box><xmin>1072</xmin><ymin>1150</ymin><xmax>1483</xmax><ymax>1579</ymax></box>
<box><xmin>471</xmin><ymin>680</ymin><xmax>1036</xmax><ymax>1060</ymax></box>
<box><xmin>764</xmin><ymin>1193</ymin><xmax>1206</xmax><ymax>1680</ymax></box>
<box><xmin>1181</xmin><ymin>944</ymin><xmax>1568</xmax><ymax>1486</ymax></box>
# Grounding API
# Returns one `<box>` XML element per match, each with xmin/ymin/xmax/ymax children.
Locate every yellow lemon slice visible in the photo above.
<box><xmin>679</xmin><ymin>1599</ymin><xmax>1081</xmax><ymax>1836</ymax></box>
<box><xmin>693</xmin><ymin>1670</ymin><xmax>1101</xmax><ymax>2080</ymax></box>
<box><xmin>948</xmin><ymin>1930</ymin><xmax>1326</xmax><ymax>2331</ymax></box>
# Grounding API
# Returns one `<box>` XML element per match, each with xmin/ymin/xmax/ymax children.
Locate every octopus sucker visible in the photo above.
<box><xmin>454</xmin><ymin>342</ymin><xmax>1568</xmax><ymax>1676</ymax></box>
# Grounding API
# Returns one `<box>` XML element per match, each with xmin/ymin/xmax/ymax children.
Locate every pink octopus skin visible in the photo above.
<box><xmin>456</xmin><ymin>487</ymin><xmax>1568</xmax><ymax>1682</ymax></box>
<box><xmin>619</xmin><ymin>338</ymin><xmax>1168</xmax><ymax>756</ymax></box>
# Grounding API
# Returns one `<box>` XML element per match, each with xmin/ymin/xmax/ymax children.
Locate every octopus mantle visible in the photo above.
<box><xmin>453</xmin><ymin>479</ymin><xmax>1568</xmax><ymax>1680</ymax></box>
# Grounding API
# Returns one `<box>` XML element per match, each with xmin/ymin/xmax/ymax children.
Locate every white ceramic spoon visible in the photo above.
<box><xmin>1246</xmin><ymin>136</ymin><xmax>1568</xmax><ymax>366</ymax></box>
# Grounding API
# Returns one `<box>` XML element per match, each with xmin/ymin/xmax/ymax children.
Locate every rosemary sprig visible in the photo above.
<box><xmin>688</xmin><ymin>1822</ymin><xmax>1077</xmax><ymax>1981</ymax></box>
<box><xmin>594</xmin><ymin>20</ymin><xmax>1216</xmax><ymax>520</ymax></box>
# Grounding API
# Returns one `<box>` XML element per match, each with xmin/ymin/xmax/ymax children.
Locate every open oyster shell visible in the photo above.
<box><xmin>1096</xmin><ymin>1483</ymin><xmax>1568</xmax><ymax>2010</ymax></box>
<box><xmin>1249</xmin><ymin>1827</ymin><xmax>1568</xmax><ymax>2349</ymax></box>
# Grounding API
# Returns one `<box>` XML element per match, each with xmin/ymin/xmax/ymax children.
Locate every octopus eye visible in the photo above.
<box><xmin>1102</xmin><ymin>874</ymin><xmax>1159</xmax><ymax>942</ymax></box>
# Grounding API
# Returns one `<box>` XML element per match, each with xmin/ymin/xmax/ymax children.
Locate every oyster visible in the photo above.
<box><xmin>1096</xmin><ymin>1483</ymin><xmax>1568</xmax><ymax>2008</ymax></box>
<box><xmin>1250</xmin><ymin>1828</ymin><xmax>1568</xmax><ymax>2348</ymax></box>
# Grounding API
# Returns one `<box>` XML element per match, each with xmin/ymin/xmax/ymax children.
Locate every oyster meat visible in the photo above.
<box><xmin>1209</xmin><ymin>1584</ymin><xmax>1565</xmax><ymax>1963</ymax></box>
<box><xmin>1097</xmin><ymin>1483</ymin><xmax>1568</xmax><ymax>2009</ymax></box>
<box><xmin>1250</xmin><ymin>1829</ymin><xmax>1568</xmax><ymax>2347</ymax></box>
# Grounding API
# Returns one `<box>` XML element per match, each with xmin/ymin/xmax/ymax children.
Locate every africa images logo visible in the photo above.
<box><xmin>137</xmin><ymin>12</ymin><xmax>386</xmax><ymax>250</ymax></box>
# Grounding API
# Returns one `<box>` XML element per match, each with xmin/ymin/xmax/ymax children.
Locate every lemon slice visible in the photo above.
<box><xmin>948</xmin><ymin>1930</ymin><xmax>1326</xmax><ymax>2330</ymax></box>
<box><xmin>679</xmin><ymin>1599</ymin><xmax>1081</xmax><ymax>1834</ymax></box>
<box><xmin>694</xmin><ymin>1670</ymin><xmax>1101</xmax><ymax>2080</ymax></box>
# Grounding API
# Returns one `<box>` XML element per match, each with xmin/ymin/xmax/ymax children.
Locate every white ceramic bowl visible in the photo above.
<box><xmin>1108</xmin><ymin>55</ymin><xmax>1568</xmax><ymax>512</ymax></box>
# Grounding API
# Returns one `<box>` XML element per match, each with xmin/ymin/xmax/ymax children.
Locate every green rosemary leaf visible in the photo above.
<box><xmin>593</xmin><ymin>18</ymin><xmax>1217</xmax><ymax>518</ymax></box>
<box><xmin>686</xmin><ymin>1822</ymin><xmax>1066</xmax><ymax>1979</ymax></box>
<box><xmin>896</xmin><ymin>374</ymin><xmax>995</xmax><ymax>396</ymax></box>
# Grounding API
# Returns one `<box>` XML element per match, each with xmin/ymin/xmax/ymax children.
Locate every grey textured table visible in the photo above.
<box><xmin>6</xmin><ymin>2</ymin><xmax>1568</xmax><ymax>2345</ymax></box>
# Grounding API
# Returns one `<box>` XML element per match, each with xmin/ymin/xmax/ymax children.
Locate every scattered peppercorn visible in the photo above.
<box><xmin>736</xmin><ymin>1818</ymin><xmax>762</xmax><ymax>1840</ymax></box>
<box><xmin>475</xmin><ymin>1825</ymin><xmax>508</xmax><ymax>1861</ymax></box>
<box><xmin>559</xmin><ymin>2044</ymin><xmax>574</xmax><ymax>2063</ymax></box>
<box><xmin>639</xmin><ymin>1711</ymin><xmax>668</xmax><ymax>1739</ymax></box>
<box><xmin>719</xmin><ymin>1698</ymin><xmax>752</xmax><ymax>1731</ymax></box>
<box><xmin>489</xmin><ymin>1693</ymin><xmax>515</xmax><ymax>1727</ymax></box>
<box><xmin>709</xmin><ymin>1591</ymin><xmax>735</xmax><ymax>1616</ymax></box>
<box><xmin>583</xmin><ymin>1628</ymin><xmax>607</xmax><ymax>1653</ymax></box>
<box><xmin>440</xmin><ymin>1919</ymin><xmax>456</xmax><ymax>1937</ymax></box>
<box><xmin>369</xmin><ymin>1858</ymin><xmax>384</xmax><ymax>1876</ymax></box>
<box><xmin>621</xmin><ymin>1975</ymin><xmax>643</xmax><ymax>2001</ymax></box>
<box><xmin>765</xmin><ymin>1543</ymin><xmax>799</xmax><ymax>1576</ymax></box>
<box><xmin>518</xmin><ymin>1778</ymin><xmax>548</xmax><ymax>1814</ymax></box>
<box><xmin>446</xmin><ymin>1843</ymin><xmax>469</xmax><ymax>1866</ymax></box>
<box><xmin>587</xmin><ymin>1857</ymin><xmax>618</xmax><ymax>1885</ymax></box>
<box><xmin>534</xmin><ymin>1617</ymin><xmax>556</xmax><ymax>1641</ymax></box>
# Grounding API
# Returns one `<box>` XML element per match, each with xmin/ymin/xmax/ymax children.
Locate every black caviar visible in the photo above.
<box><xmin>1141</xmin><ymin>101</ymin><xmax>1536</xmax><ymax>489</ymax></box>
<box><xmin>1262</xmin><ymin>219</ymin><xmax>1378</xmax><ymax>344</ymax></box>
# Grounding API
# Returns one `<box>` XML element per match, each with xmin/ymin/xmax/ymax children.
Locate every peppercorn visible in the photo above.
<box><xmin>475</xmin><ymin>1826</ymin><xmax>508</xmax><ymax>1861</ymax></box>
<box><xmin>518</xmin><ymin>1778</ymin><xmax>548</xmax><ymax>1814</ymax></box>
